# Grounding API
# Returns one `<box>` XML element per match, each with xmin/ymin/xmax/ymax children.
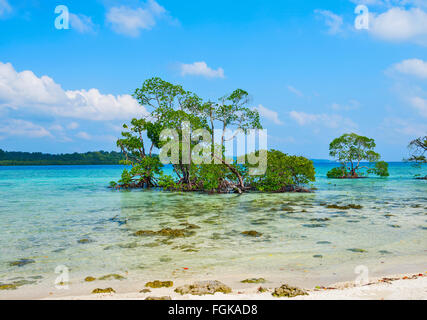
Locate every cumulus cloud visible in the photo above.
<box><xmin>391</xmin><ymin>58</ymin><xmax>427</xmax><ymax>78</ymax></box>
<box><xmin>256</xmin><ymin>105</ymin><xmax>283</xmax><ymax>125</ymax></box>
<box><xmin>106</xmin><ymin>0</ymin><xmax>168</xmax><ymax>37</ymax></box>
<box><xmin>368</xmin><ymin>7</ymin><xmax>427</xmax><ymax>44</ymax></box>
<box><xmin>315</xmin><ymin>9</ymin><xmax>344</xmax><ymax>34</ymax></box>
<box><xmin>180</xmin><ymin>61</ymin><xmax>225</xmax><ymax>79</ymax></box>
<box><xmin>0</xmin><ymin>0</ymin><xmax>11</xmax><ymax>17</ymax></box>
<box><xmin>0</xmin><ymin>62</ymin><xmax>148</xmax><ymax>121</ymax></box>
<box><xmin>287</xmin><ymin>85</ymin><xmax>303</xmax><ymax>97</ymax></box>
<box><xmin>76</xmin><ymin>131</ymin><xmax>91</xmax><ymax>140</ymax></box>
<box><xmin>67</xmin><ymin>122</ymin><xmax>79</xmax><ymax>130</ymax></box>
<box><xmin>289</xmin><ymin>111</ymin><xmax>358</xmax><ymax>130</ymax></box>
<box><xmin>0</xmin><ymin>119</ymin><xmax>52</xmax><ymax>138</ymax></box>
<box><xmin>381</xmin><ymin>117</ymin><xmax>427</xmax><ymax>138</ymax></box>
<box><xmin>410</xmin><ymin>96</ymin><xmax>427</xmax><ymax>117</ymax></box>
<box><xmin>70</xmin><ymin>13</ymin><xmax>96</xmax><ymax>34</ymax></box>
<box><xmin>350</xmin><ymin>0</ymin><xmax>427</xmax><ymax>8</ymax></box>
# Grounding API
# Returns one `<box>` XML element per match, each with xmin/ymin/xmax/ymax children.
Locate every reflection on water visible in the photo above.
<box><xmin>0</xmin><ymin>163</ymin><xmax>426</xmax><ymax>291</ymax></box>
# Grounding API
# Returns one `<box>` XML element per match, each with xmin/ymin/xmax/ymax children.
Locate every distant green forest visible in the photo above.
<box><xmin>0</xmin><ymin>149</ymin><xmax>125</xmax><ymax>166</ymax></box>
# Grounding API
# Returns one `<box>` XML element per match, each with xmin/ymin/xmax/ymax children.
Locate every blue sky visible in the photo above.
<box><xmin>0</xmin><ymin>0</ymin><xmax>426</xmax><ymax>160</ymax></box>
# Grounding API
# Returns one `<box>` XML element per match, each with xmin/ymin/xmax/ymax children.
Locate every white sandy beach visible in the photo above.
<box><xmin>43</xmin><ymin>272</ymin><xmax>426</xmax><ymax>300</ymax></box>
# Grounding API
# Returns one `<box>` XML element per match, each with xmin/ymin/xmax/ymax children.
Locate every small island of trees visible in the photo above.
<box><xmin>110</xmin><ymin>77</ymin><xmax>316</xmax><ymax>194</ymax></box>
<box><xmin>326</xmin><ymin>133</ymin><xmax>389</xmax><ymax>179</ymax></box>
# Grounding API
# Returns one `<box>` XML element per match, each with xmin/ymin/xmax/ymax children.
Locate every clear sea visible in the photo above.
<box><xmin>0</xmin><ymin>162</ymin><xmax>426</xmax><ymax>297</ymax></box>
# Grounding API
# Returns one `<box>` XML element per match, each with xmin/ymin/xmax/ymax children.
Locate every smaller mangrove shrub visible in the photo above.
<box><xmin>245</xmin><ymin>150</ymin><xmax>315</xmax><ymax>192</ymax></box>
<box><xmin>406</xmin><ymin>136</ymin><xmax>426</xmax><ymax>179</ymax></box>
<box><xmin>327</xmin><ymin>133</ymin><xmax>389</xmax><ymax>179</ymax></box>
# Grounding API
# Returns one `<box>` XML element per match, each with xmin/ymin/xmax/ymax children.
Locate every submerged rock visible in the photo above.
<box><xmin>98</xmin><ymin>274</ymin><xmax>126</xmax><ymax>281</ymax></box>
<box><xmin>92</xmin><ymin>288</ymin><xmax>116</xmax><ymax>294</ymax></box>
<box><xmin>145</xmin><ymin>296</ymin><xmax>172</xmax><ymax>300</ymax></box>
<box><xmin>9</xmin><ymin>259</ymin><xmax>35</xmax><ymax>267</ymax></box>
<box><xmin>310</xmin><ymin>218</ymin><xmax>331</xmax><ymax>222</ymax></box>
<box><xmin>347</xmin><ymin>248</ymin><xmax>367</xmax><ymax>253</ymax></box>
<box><xmin>313</xmin><ymin>255</ymin><xmax>323</xmax><ymax>258</ymax></box>
<box><xmin>179</xmin><ymin>223</ymin><xmax>201</xmax><ymax>230</ymax></box>
<box><xmin>302</xmin><ymin>224</ymin><xmax>328</xmax><ymax>228</ymax></box>
<box><xmin>11</xmin><ymin>279</ymin><xmax>36</xmax><ymax>286</ymax></box>
<box><xmin>317</xmin><ymin>241</ymin><xmax>331</xmax><ymax>245</ymax></box>
<box><xmin>326</xmin><ymin>204</ymin><xmax>363</xmax><ymax>210</ymax></box>
<box><xmin>241</xmin><ymin>231</ymin><xmax>263</xmax><ymax>237</ymax></box>
<box><xmin>145</xmin><ymin>280</ymin><xmax>173</xmax><ymax>288</ymax></box>
<box><xmin>389</xmin><ymin>225</ymin><xmax>401</xmax><ymax>228</ymax></box>
<box><xmin>272</xmin><ymin>284</ymin><xmax>308</xmax><ymax>298</ymax></box>
<box><xmin>159</xmin><ymin>256</ymin><xmax>172</xmax><ymax>263</ymax></box>
<box><xmin>0</xmin><ymin>284</ymin><xmax>18</xmax><ymax>290</ymax></box>
<box><xmin>134</xmin><ymin>228</ymin><xmax>195</xmax><ymax>238</ymax></box>
<box><xmin>134</xmin><ymin>230</ymin><xmax>157</xmax><ymax>236</ymax></box>
<box><xmin>175</xmin><ymin>281</ymin><xmax>232</xmax><ymax>295</ymax></box>
<box><xmin>118</xmin><ymin>242</ymin><xmax>138</xmax><ymax>249</ymax></box>
<box><xmin>84</xmin><ymin>276</ymin><xmax>96</xmax><ymax>282</ymax></box>
<box><xmin>241</xmin><ymin>278</ymin><xmax>266</xmax><ymax>284</ymax></box>
<box><xmin>77</xmin><ymin>239</ymin><xmax>94</xmax><ymax>244</ymax></box>
<box><xmin>139</xmin><ymin>288</ymin><xmax>151</xmax><ymax>293</ymax></box>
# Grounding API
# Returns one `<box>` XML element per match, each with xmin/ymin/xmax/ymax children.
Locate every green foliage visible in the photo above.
<box><xmin>0</xmin><ymin>149</ymin><xmax>124</xmax><ymax>166</ymax></box>
<box><xmin>368</xmin><ymin>161</ymin><xmax>389</xmax><ymax>177</ymax></box>
<box><xmin>407</xmin><ymin>136</ymin><xmax>427</xmax><ymax>164</ymax></box>
<box><xmin>157</xmin><ymin>174</ymin><xmax>178</xmax><ymax>191</ymax></box>
<box><xmin>328</xmin><ymin>133</ymin><xmax>388</xmax><ymax>178</ymax></box>
<box><xmin>246</xmin><ymin>150</ymin><xmax>315</xmax><ymax>192</ymax></box>
<box><xmin>326</xmin><ymin>167</ymin><xmax>347</xmax><ymax>179</ymax></box>
<box><xmin>194</xmin><ymin>164</ymin><xmax>229</xmax><ymax>192</ymax></box>
<box><xmin>113</xmin><ymin>77</ymin><xmax>316</xmax><ymax>193</ymax></box>
<box><xmin>113</xmin><ymin>77</ymin><xmax>265</xmax><ymax>192</ymax></box>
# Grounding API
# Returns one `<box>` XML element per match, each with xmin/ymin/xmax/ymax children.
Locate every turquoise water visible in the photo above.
<box><xmin>0</xmin><ymin>163</ymin><xmax>426</xmax><ymax>295</ymax></box>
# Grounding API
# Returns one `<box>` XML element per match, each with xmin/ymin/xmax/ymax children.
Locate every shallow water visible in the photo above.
<box><xmin>0</xmin><ymin>163</ymin><xmax>426</xmax><ymax>295</ymax></box>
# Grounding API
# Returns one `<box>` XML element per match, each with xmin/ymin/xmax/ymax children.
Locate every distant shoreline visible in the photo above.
<box><xmin>0</xmin><ymin>162</ymin><xmax>123</xmax><ymax>166</ymax></box>
<box><xmin>0</xmin><ymin>149</ymin><xmax>125</xmax><ymax>166</ymax></box>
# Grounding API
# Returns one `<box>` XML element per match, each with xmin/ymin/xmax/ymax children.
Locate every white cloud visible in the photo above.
<box><xmin>0</xmin><ymin>0</ymin><xmax>11</xmax><ymax>17</ymax></box>
<box><xmin>180</xmin><ymin>61</ymin><xmax>225</xmax><ymax>79</ymax></box>
<box><xmin>287</xmin><ymin>85</ymin><xmax>303</xmax><ymax>97</ymax></box>
<box><xmin>76</xmin><ymin>131</ymin><xmax>91</xmax><ymax>140</ymax></box>
<box><xmin>391</xmin><ymin>58</ymin><xmax>427</xmax><ymax>78</ymax></box>
<box><xmin>331</xmin><ymin>100</ymin><xmax>360</xmax><ymax>111</ymax></box>
<box><xmin>410</xmin><ymin>96</ymin><xmax>427</xmax><ymax>117</ymax></box>
<box><xmin>256</xmin><ymin>105</ymin><xmax>283</xmax><ymax>125</ymax></box>
<box><xmin>315</xmin><ymin>9</ymin><xmax>344</xmax><ymax>34</ymax></box>
<box><xmin>0</xmin><ymin>119</ymin><xmax>51</xmax><ymax>138</ymax></box>
<box><xmin>0</xmin><ymin>62</ymin><xmax>148</xmax><ymax>121</ymax></box>
<box><xmin>106</xmin><ymin>0</ymin><xmax>168</xmax><ymax>37</ymax></box>
<box><xmin>368</xmin><ymin>7</ymin><xmax>427</xmax><ymax>44</ymax></box>
<box><xmin>70</xmin><ymin>13</ymin><xmax>96</xmax><ymax>34</ymax></box>
<box><xmin>50</xmin><ymin>124</ymin><xmax>64</xmax><ymax>132</ymax></box>
<box><xmin>289</xmin><ymin>111</ymin><xmax>358</xmax><ymax>130</ymax></box>
<box><xmin>67</xmin><ymin>122</ymin><xmax>79</xmax><ymax>130</ymax></box>
<box><xmin>381</xmin><ymin>117</ymin><xmax>427</xmax><ymax>138</ymax></box>
<box><xmin>350</xmin><ymin>0</ymin><xmax>427</xmax><ymax>9</ymax></box>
